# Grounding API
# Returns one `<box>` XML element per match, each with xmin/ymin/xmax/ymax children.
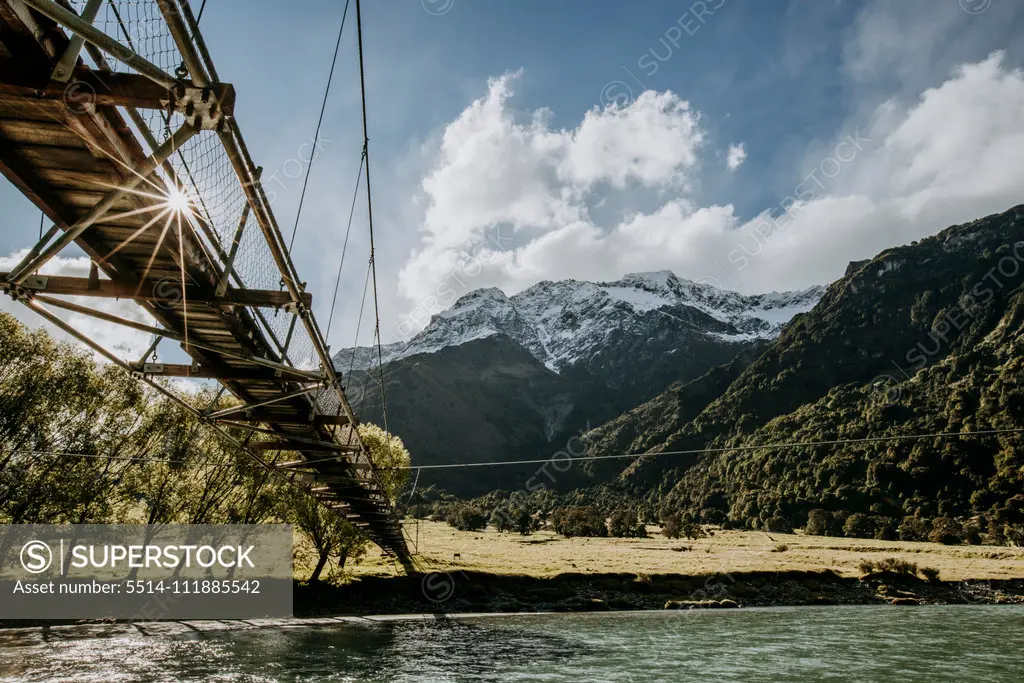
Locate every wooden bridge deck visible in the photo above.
<box><xmin>0</xmin><ymin>0</ymin><xmax>410</xmax><ymax>563</ymax></box>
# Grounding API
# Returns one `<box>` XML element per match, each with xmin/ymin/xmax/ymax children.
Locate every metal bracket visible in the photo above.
<box><xmin>169</xmin><ymin>84</ymin><xmax>232</xmax><ymax>131</ymax></box>
<box><xmin>21</xmin><ymin>275</ymin><xmax>48</xmax><ymax>290</ymax></box>
<box><xmin>283</xmin><ymin>300</ymin><xmax>307</xmax><ymax>316</ymax></box>
<box><xmin>4</xmin><ymin>275</ymin><xmax>48</xmax><ymax>299</ymax></box>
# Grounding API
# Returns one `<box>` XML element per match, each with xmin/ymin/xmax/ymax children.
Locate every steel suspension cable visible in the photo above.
<box><xmin>287</xmin><ymin>0</ymin><xmax>353</xmax><ymax>253</ymax></box>
<box><xmin>325</xmin><ymin>151</ymin><xmax>366</xmax><ymax>342</ymax></box>
<box><xmin>7</xmin><ymin>427</ymin><xmax>1024</xmax><ymax>472</ymax></box>
<box><xmin>347</xmin><ymin>261</ymin><xmax>372</xmax><ymax>381</ymax></box>
<box><xmin>354</xmin><ymin>0</ymin><xmax>391</xmax><ymax>440</ymax></box>
<box><xmin>393</xmin><ymin>427</ymin><xmax>1024</xmax><ymax>470</ymax></box>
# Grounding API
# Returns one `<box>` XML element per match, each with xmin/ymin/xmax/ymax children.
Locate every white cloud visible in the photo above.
<box><xmin>726</xmin><ymin>143</ymin><xmax>747</xmax><ymax>171</ymax></box>
<box><xmin>400</xmin><ymin>72</ymin><xmax>705</xmax><ymax>304</ymax></box>
<box><xmin>393</xmin><ymin>51</ymin><xmax>1024</xmax><ymax>315</ymax></box>
<box><xmin>0</xmin><ymin>251</ymin><xmax>155</xmax><ymax>361</ymax></box>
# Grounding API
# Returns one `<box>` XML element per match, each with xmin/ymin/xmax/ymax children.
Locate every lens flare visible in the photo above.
<box><xmin>167</xmin><ymin>187</ymin><xmax>191</xmax><ymax>213</ymax></box>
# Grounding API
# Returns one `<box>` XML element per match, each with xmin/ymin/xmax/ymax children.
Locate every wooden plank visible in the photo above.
<box><xmin>0</xmin><ymin>62</ymin><xmax>236</xmax><ymax>115</ymax></box>
<box><xmin>92</xmin><ymin>225</ymin><xmax>162</xmax><ymax>243</ymax></box>
<box><xmin>34</xmin><ymin>166</ymin><xmax>114</xmax><ymax>190</ymax></box>
<box><xmin>12</xmin><ymin>144</ymin><xmax>114</xmax><ymax>171</ymax></box>
<box><xmin>4</xmin><ymin>273</ymin><xmax>312</xmax><ymax>308</ymax></box>
<box><xmin>56</xmin><ymin>188</ymin><xmax>142</xmax><ymax>212</ymax></box>
<box><xmin>131</xmin><ymin>362</ymin><xmax>320</xmax><ymax>382</ymax></box>
<box><xmin>0</xmin><ymin>118</ymin><xmax>86</xmax><ymax>146</ymax></box>
<box><xmin>0</xmin><ymin>95</ymin><xmax>66</xmax><ymax>121</ymax></box>
<box><xmin>232</xmin><ymin>411</ymin><xmax>350</xmax><ymax>427</ymax></box>
<box><xmin>249</xmin><ymin>441</ymin><xmax>360</xmax><ymax>453</ymax></box>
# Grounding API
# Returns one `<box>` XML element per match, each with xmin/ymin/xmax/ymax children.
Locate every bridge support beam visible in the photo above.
<box><xmin>3</xmin><ymin>273</ymin><xmax>312</xmax><ymax>308</ymax></box>
<box><xmin>49</xmin><ymin>0</ymin><xmax>103</xmax><ymax>82</ymax></box>
<box><xmin>5</xmin><ymin>122</ymin><xmax>198</xmax><ymax>284</ymax></box>
<box><xmin>0</xmin><ymin>65</ymin><xmax>237</xmax><ymax>116</ymax></box>
<box><xmin>24</xmin><ymin>295</ymin><xmax>326</xmax><ymax>382</ymax></box>
<box><xmin>18</xmin><ymin>0</ymin><xmax>178</xmax><ymax>88</ymax></box>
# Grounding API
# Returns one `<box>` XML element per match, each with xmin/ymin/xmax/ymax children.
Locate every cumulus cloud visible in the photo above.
<box><xmin>395</xmin><ymin>51</ymin><xmax>1024</xmax><ymax>315</ymax></box>
<box><xmin>726</xmin><ymin>143</ymin><xmax>747</xmax><ymax>171</ymax></box>
<box><xmin>399</xmin><ymin>71</ymin><xmax>705</xmax><ymax>303</ymax></box>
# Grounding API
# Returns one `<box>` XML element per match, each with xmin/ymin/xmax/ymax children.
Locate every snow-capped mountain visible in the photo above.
<box><xmin>336</xmin><ymin>271</ymin><xmax>824</xmax><ymax>373</ymax></box>
<box><xmin>338</xmin><ymin>271</ymin><xmax>824</xmax><ymax>495</ymax></box>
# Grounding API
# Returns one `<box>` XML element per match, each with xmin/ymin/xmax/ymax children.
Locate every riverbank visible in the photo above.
<box><xmin>1</xmin><ymin>571</ymin><xmax>1021</xmax><ymax>630</ymax></box>
<box><xmin>294</xmin><ymin>519</ymin><xmax>1024</xmax><ymax>615</ymax></box>
<box><xmin>4</xmin><ymin>521</ymin><xmax>1023</xmax><ymax>628</ymax></box>
<box><xmin>295</xmin><ymin>569</ymin><xmax>1024</xmax><ymax>617</ymax></box>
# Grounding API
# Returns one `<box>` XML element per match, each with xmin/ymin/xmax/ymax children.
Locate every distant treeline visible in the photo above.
<box><xmin>0</xmin><ymin>312</ymin><xmax>408</xmax><ymax>582</ymax></box>
<box><xmin>403</xmin><ymin>484</ymin><xmax>1024</xmax><ymax>546</ymax></box>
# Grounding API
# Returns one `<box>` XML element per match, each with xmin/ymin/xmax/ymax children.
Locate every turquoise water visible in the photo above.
<box><xmin>1</xmin><ymin>606</ymin><xmax>1022</xmax><ymax>682</ymax></box>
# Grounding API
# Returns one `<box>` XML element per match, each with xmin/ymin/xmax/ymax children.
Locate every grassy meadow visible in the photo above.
<box><xmin>337</xmin><ymin>520</ymin><xmax>1024</xmax><ymax>583</ymax></box>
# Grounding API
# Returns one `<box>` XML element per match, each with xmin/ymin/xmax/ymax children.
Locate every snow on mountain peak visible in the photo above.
<box><xmin>438</xmin><ymin>287</ymin><xmax>509</xmax><ymax>319</ymax></box>
<box><xmin>336</xmin><ymin>271</ymin><xmax>825</xmax><ymax>372</ymax></box>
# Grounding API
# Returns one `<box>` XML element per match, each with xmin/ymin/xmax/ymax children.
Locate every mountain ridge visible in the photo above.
<box><xmin>338</xmin><ymin>272</ymin><xmax>823</xmax><ymax>495</ymax></box>
<box><xmin>337</xmin><ymin>271</ymin><xmax>824</xmax><ymax>373</ymax></box>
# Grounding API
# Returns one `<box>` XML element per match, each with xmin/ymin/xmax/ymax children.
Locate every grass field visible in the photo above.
<box><xmin>344</xmin><ymin>520</ymin><xmax>1024</xmax><ymax>582</ymax></box>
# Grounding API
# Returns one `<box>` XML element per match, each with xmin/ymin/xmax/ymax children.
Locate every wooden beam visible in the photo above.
<box><xmin>224</xmin><ymin>410</ymin><xmax>350</xmax><ymax>427</ymax></box>
<box><xmin>0</xmin><ymin>61</ymin><xmax>236</xmax><ymax>114</ymax></box>
<box><xmin>249</xmin><ymin>441</ymin><xmax>361</xmax><ymax>453</ymax></box>
<box><xmin>128</xmin><ymin>362</ymin><xmax>321</xmax><ymax>382</ymax></box>
<box><xmin>310</xmin><ymin>474</ymin><xmax>373</xmax><ymax>485</ymax></box>
<box><xmin>274</xmin><ymin>457</ymin><xmax>371</xmax><ymax>469</ymax></box>
<box><xmin>2</xmin><ymin>273</ymin><xmax>312</xmax><ymax>308</ymax></box>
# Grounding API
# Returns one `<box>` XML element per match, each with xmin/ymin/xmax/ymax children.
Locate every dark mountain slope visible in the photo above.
<box><xmin>338</xmin><ymin>274</ymin><xmax>821</xmax><ymax>495</ymax></box>
<box><xmin>347</xmin><ymin>335</ymin><xmax>619</xmax><ymax>494</ymax></box>
<box><xmin>577</xmin><ymin>344</ymin><xmax>767</xmax><ymax>482</ymax></box>
<box><xmin>615</xmin><ymin>204</ymin><xmax>1024</xmax><ymax>525</ymax></box>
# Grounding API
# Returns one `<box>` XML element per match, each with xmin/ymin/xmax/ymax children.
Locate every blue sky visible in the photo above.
<box><xmin>2</xmin><ymin>0</ymin><xmax>1023</xmax><ymax>355</ymax></box>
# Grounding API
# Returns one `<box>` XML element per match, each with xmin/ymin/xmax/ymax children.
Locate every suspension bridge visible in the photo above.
<box><xmin>0</xmin><ymin>0</ymin><xmax>411</xmax><ymax>566</ymax></box>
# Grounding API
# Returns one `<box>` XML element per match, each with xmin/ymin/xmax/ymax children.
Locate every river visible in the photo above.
<box><xmin>0</xmin><ymin>605</ymin><xmax>1021</xmax><ymax>682</ymax></box>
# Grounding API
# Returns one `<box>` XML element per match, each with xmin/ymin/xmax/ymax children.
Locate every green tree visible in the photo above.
<box><xmin>357</xmin><ymin>422</ymin><xmax>410</xmax><ymax>501</ymax></box>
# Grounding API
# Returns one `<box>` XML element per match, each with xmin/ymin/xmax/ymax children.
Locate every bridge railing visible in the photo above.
<box><xmin>63</xmin><ymin>0</ymin><xmax>323</xmax><ymax>376</ymax></box>
<box><xmin>22</xmin><ymin>0</ymin><xmax>381</xmax><ymax>467</ymax></box>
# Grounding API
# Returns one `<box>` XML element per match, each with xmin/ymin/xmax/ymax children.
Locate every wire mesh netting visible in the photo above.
<box><xmin>68</xmin><ymin>0</ymin><xmax>320</xmax><ymax>373</ymax></box>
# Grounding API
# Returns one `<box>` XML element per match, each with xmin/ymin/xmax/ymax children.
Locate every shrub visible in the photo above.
<box><xmin>985</xmin><ymin>517</ymin><xmax>1006</xmax><ymax>545</ymax></box>
<box><xmin>872</xmin><ymin>516</ymin><xmax>897</xmax><ymax>541</ymax></box>
<box><xmin>552</xmin><ymin>506</ymin><xmax>607</xmax><ymax>537</ymax></box>
<box><xmin>805</xmin><ymin>509</ymin><xmax>843</xmax><ymax>537</ymax></box>
<box><xmin>928</xmin><ymin>517</ymin><xmax>964</xmax><ymax>545</ymax></box>
<box><xmin>1006</xmin><ymin>524</ymin><xmax>1024</xmax><ymax>546</ymax></box>
<box><xmin>897</xmin><ymin>515</ymin><xmax>931</xmax><ymax>542</ymax></box>
<box><xmin>489</xmin><ymin>507</ymin><xmax>514</xmax><ymax>533</ymax></box>
<box><xmin>961</xmin><ymin>521</ymin><xmax>983</xmax><ymax>545</ymax></box>
<box><xmin>764</xmin><ymin>515</ymin><xmax>792</xmax><ymax>533</ymax></box>
<box><xmin>661</xmin><ymin>513</ymin><xmax>683</xmax><ymax>539</ymax></box>
<box><xmin>859</xmin><ymin>557</ymin><xmax>918</xmax><ymax>576</ymax></box>
<box><xmin>843</xmin><ymin>513</ymin><xmax>875</xmax><ymax>539</ymax></box>
<box><xmin>771</xmin><ymin>544</ymin><xmax>789</xmax><ymax>553</ymax></box>
<box><xmin>919</xmin><ymin>566</ymin><xmax>941</xmax><ymax>582</ymax></box>
<box><xmin>490</xmin><ymin>506</ymin><xmax>536</xmax><ymax>535</ymax></box>
<box><xmin>683</xmin><ymin>522</ymin><xmax>707</xmax><ymax>540</ymax></box>
<box><xmin>446</xmin><ymin>504</ymin><xmax>487</xmax><ymax>532</ymax></box>
<box><xmin>514</xmin><ymin>508</ymin><xmax>537</xmax><ymax>535</ymax></box>
<box><xmin>608</xmin><ymin>508</ymin><xmax>647</xmax><ymax>538</ymax></box>
<box><xmin>700</xmin><ymin>508</ymin><xmax>727</xmax><ymax>524</ymax></box>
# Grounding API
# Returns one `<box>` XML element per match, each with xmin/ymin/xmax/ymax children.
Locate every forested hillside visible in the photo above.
<box><xmin>608</xmin><ymin>205</ymin><xmax>1024</xmax><ymax>532</ymax></box>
